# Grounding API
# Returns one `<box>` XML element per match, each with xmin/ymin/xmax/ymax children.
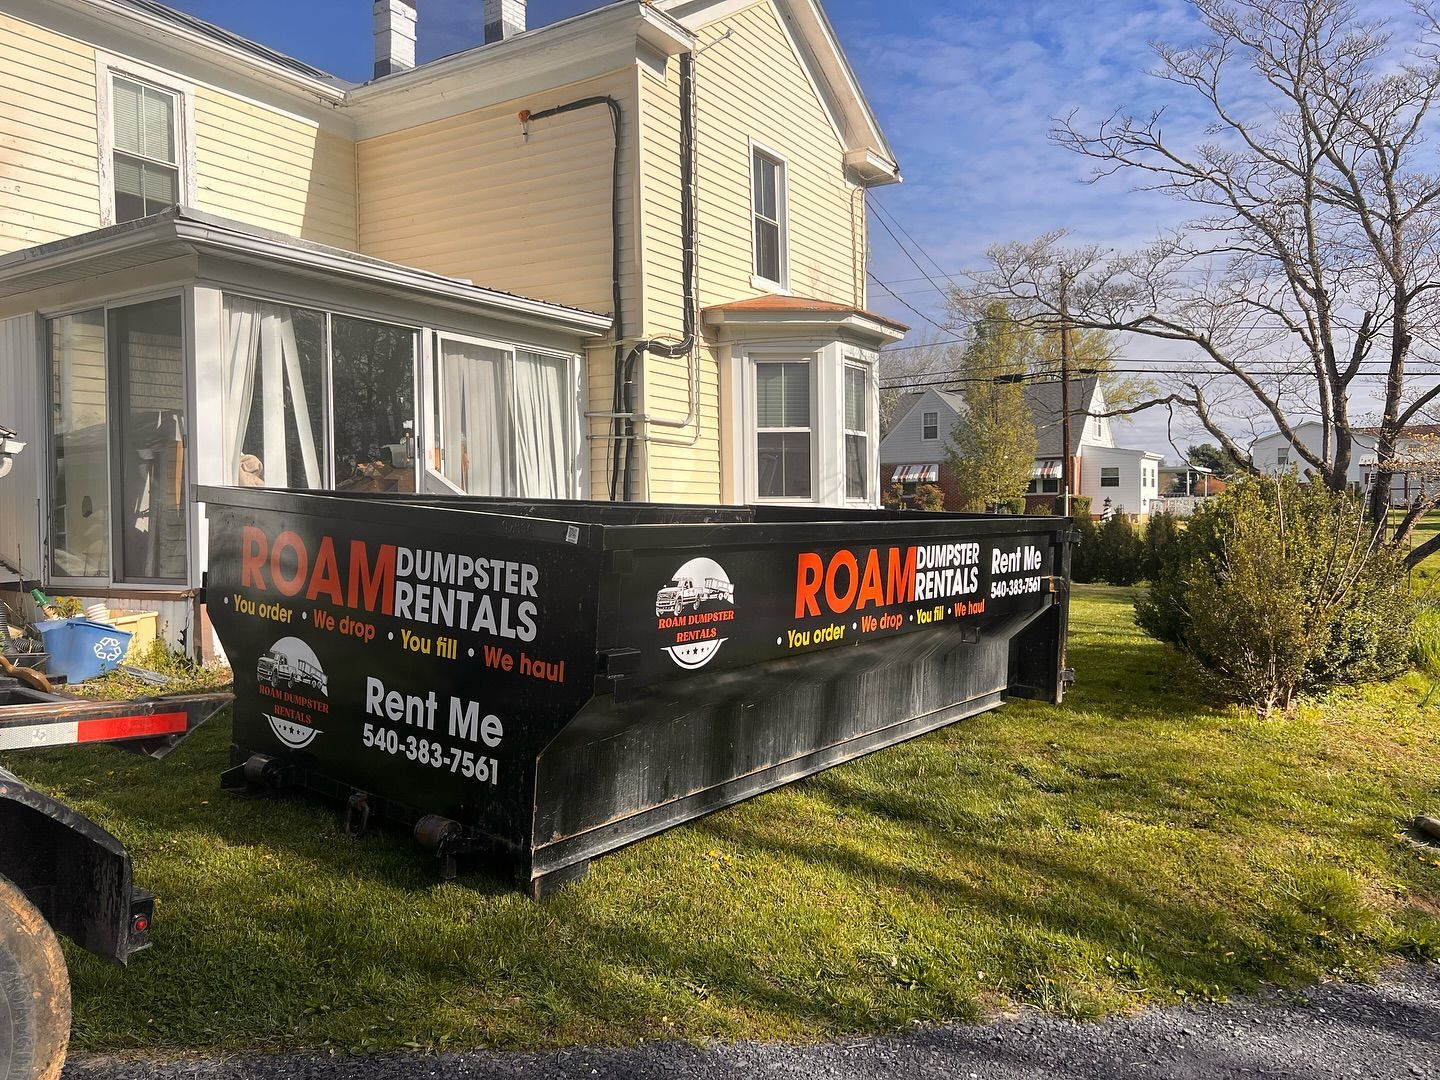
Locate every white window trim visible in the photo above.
<box><xmin>425</xmin><ymin>330</ymin><xmax>584</xmax><ymax>500</ymax></box>
<box><xmin>843</xmin><ymin>358</ymin><xmax>874</xmax><ymax>505</ymax></box>
<box><xmin>921</xmin><ymin>410</ymin><xmax>939</xmax><ymax>441</ymax></box>
<box><xmin>748</xmin><ymin>139</ymin><xmax>789</xmax><ymax>293</ymax></box>
<box><xmin>739</xmin><ymin>352</ymin><xmax>814</xmax><ymax>504</ymax></box>
<box><xmin>44</xmin><ymin>289</ymin><xmax>191</xmax><ymax>589</ymax></box>
<box><xmin>96</xmin><ymin>52</ymin><xmax>198</xmax><ymax>227</ymax></box>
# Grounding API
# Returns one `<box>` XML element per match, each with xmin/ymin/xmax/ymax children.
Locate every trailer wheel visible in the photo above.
<box><xmin>0</xmin><ymin>876</ymin><xmax>70</xmax><ymax>1080</ymax></box>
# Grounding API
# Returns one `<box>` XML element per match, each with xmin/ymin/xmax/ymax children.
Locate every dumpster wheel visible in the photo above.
<box><xmin>0</xmin><ymin>875</ymin><xmax>71</xmax><ymax>1080</ymax></box>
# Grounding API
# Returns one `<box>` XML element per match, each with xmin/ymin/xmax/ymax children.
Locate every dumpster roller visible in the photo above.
<box><xmin>202</xmin><ymin>488</ymin><xmax>1076</xmax><ymax>897</ymax></box>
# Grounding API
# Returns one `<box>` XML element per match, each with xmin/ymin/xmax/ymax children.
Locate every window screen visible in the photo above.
<box><xmin>753</xmin><ymin>150</ymin><xmax>784</xmax><ymax>283</ymax></box>
<box><xmin>844</xmin><ymin>364</ymin><xmax>868</xmax><ymax>500</ymax></box>
<box><xmin>755</xmin><ymin>361</ymin><xmax>810</xmax><ymax>498</ymax></box>
<box><xmin>922</xmin><ymin>411</ymin><xmax>938</xmax><ymax>440</ymax></box>
<box><xmin>112</xmin><ymin>75</ymin><xmax>180</xmax><ymax>222</ymax></box>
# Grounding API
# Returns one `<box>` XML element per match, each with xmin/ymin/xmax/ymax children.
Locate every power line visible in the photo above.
<box><xmin>866</xmin><ymin>196</ymin><xmax>957</xmax><ymax>291</ymax></box>
<box><xmin>866</xmin><ymin>196</ymin><xmax>954</xmax><ymax>306</ymax></box>
<box><xmin>867</xmin><ymin>272</ymin><xmax>951</xmax><ymax>334</ymax></box>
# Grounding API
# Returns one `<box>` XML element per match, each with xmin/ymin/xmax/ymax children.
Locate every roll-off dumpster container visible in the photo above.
<box><xmin>201</xmin><ymin>488</ymin><xmax>1075</xmax><ymax>896</ymax></box>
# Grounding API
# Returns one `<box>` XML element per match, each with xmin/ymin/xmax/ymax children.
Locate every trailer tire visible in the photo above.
<box><xmin>0</xmin><ymin>876</ymin><xmax>70</xmax><ymax>1080</ymax></box>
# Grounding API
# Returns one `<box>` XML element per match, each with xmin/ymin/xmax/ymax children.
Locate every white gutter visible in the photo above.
<box><xmin>173</xmin><ymin>215</ymin><xmax>612</xmax><ymax>336</ymax></box>
<box><xmin>0</xmin><ymin>211</ymin><xmax>613</xmax><ymax>337</ymax></box>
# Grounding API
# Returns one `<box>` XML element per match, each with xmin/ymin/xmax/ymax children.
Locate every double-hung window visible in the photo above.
<box><xmin>49</xmin><ymin>297</ymin><xmax>188</xmax><ymax>584</ymax></box>
<box><xmin>111</xmin><ymin>74</ymin><xmax>181</xmax><ymax>222</ymax></box>
<box><xmin>844</xmin><ymin>363</ymin><xmax>869</xmax><ymax>500</ymax></box>
<box><xmin>431</xmin><ymin>336</ymin><xmax>576</xmax><ymax>499</ymax></box>
<box><xmin>755</xmin><ymin>360</ymin><xmax>811</xmax><ymax>499</ymax></box>
<box><xmin>922</xmin><ymin>411</ymin><xmax>938</xmax><ymax>441</ymax></box>
<box><xmin>752</xmin><ymin>148</ymin><xmax>786</xmax><ymax>286</ymax></box>
<box><xmin>1100</xmin><ymin>466</ymin><xmax>1120</xmax><ymax>488</ymax></box>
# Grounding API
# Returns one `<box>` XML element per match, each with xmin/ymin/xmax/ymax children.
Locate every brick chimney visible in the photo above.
<box><xmin>484</xmin><ymin>0</ymin><xmax>526</xmax><ymax>44</ymax></box>
<box><xmin>373</xmin><ymin>0</ymin><xmax>417</xmax><ymax>78</ymax></box>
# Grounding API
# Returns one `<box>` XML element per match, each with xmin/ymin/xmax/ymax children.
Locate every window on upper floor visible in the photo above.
<box><xmin>1101</xmin><ymin>466</ymin><xmax>1120</xmax><ymax>487</ymax></box>
<box><xmin>752</xmin><ymin>147</ymin><xmax>787</xmax><ymax>287</ymax></box>
<box><xmin>922</xmin><ymin>411</ymin><xmax>938</xmax><ymax>441</ymax></box>
<box><xmin>110</xmin><ymin>73</ymin><xmax>183</xmax><ymax>223</ymax></box>
<box><xmin>1277</xmin><ymin>449</ymin><xmax>1290</xmax><ymax>468</ymax></box>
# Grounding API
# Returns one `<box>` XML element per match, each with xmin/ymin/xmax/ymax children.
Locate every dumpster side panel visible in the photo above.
<box><xmin>603</xmin><ymin>527</ymin><xmax>1065</xmax><ymax>692</ymax></box>
<box><xmin>529</xmin><ymin>521</ymin><xmax>1071</xmax><ymax>885</ymax></box>
<box><xmin>204</xmin><ymin>493</ymin><xmax>601</xmax><ymax>850</ymax></box>
<box><xmin>533</xmin><ymin>622</ymin><xmax>1032</xmax><ymax>871</ymax></box>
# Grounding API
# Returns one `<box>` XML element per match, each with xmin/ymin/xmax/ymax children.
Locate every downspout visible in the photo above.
<box><xmin>617</xmin><ymin>51</ymin><xmax>697</xmax><ymax>501</ymax></box>
<box><xmin>518</xmin><ymin>96</ymin><xmax>626</xmax><ymax>499</ymax></box>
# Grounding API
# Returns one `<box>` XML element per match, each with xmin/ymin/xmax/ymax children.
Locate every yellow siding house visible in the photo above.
<box><xmin>0</xmin><ymin>0</ymin><xmax>905</xmax><ymax>652</ymax></box>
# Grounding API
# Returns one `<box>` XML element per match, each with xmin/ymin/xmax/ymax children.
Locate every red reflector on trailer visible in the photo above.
<box><xmin>75</xmin><ymin>712</ymin><xmax>188</xmax><ymax>743</ymax></box>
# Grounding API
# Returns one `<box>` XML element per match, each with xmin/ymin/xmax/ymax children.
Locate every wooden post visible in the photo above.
<box><xmin>1059</xmin><ymin>272</ymin><xmax>1073</xmax><ymax>518</ymax></box>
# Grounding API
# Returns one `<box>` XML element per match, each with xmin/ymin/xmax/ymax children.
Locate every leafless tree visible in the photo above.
<box><xmin>878</xmin><ymin>335</ymin><xmax>958</xmax><ymax>433</ymax></box>
<box><xmin>967</xmin><ymin>0</ymin><xmax>1440</xmax><ymax>565</ymax></box>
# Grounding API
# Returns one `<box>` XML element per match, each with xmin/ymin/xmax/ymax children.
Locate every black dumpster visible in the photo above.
<box><xmin>200</xmin><ymin>488</ymin><xmax>1075</xmax><ymax>896</ymax></box>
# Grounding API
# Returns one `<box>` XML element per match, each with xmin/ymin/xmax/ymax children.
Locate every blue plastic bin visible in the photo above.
<box><xmin>35</xmin><ymin>618</ymin><xmax>132</xmax><ymax>682</ymax></box>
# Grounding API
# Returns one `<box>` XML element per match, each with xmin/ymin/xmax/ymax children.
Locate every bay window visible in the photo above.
<box><xmin>48</xmin><ymin>296</ymin><xmax>186</xmax><ymax>583</ymax></box>
<box><xmin>844</xmin><ymin>362</ymin><xmax>869</xmax><ymax>500</ymax></box>
<box><xmin>755</xmin><ymin>360</ymin><xmax>812</xmax><ymax>499</ymax></box>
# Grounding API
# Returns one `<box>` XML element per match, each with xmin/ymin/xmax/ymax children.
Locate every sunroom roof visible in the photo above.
<box><xmin>0</xmin><ymin>208</ymin><xmax>612</xmax><ymax>337</ymax></box>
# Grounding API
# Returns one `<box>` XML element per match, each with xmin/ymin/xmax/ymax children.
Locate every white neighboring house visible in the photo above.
<box><xmin>879</xmin><ymin>376</ymin><xmax>1165</xmax><ymax>516</ymax></box>
<box><xmin>1250</xmin><ymin>420</ymin><xmax>1440</xmax><ymax>504</ymax></box>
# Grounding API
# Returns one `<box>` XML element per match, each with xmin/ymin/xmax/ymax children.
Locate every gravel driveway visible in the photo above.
<box><xmin>64</xmin><ymin>963</ymin><xmax>1439</xmax><ymax>1079</ymax></box>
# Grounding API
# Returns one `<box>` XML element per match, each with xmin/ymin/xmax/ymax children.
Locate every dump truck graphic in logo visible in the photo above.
<box><xmin>256</xmin><ymin>636</ymin><xmax>327</xmax><ymax>748</ymax></box>
<box><xmin>656</xmin><ymin>557</ymin><xmax>735</xmax><ymax>669</ymax></box>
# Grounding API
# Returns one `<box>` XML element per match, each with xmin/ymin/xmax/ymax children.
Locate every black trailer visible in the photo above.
<box><xmin>0</xmin><ymin>680</ymin><xmax>228</xmax><ymax>1080</ymax></box>
<box><xmin>203</xmin><ymin>488</ymin><xmax>1075</xmax><ymax>896</ymax></box>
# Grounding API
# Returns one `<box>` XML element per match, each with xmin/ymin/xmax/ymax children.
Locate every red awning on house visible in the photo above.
<box><xmin>1033</xmin><ymin>459</ymin><xmax>1063</xmax><ymax>479</ymax></box>
<box><xmin>892</xmin><ymin>464</ymin><xmax>939</xmax><ymax>483</ymax></box>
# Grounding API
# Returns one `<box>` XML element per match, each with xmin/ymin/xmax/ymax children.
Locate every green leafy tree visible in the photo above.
<box><xmin>1032</xmin><ymin>325</ymin><xmax>1154</xmax><ymax>414</ymax></box>
<box><xmin>945</xmin><ymin>303</ymin><xmax>1038</xmax><ymax>512</ymax></box>
<box><xmin>1186</xmin><ymin>443</ymin><xmax>1239</xmax><ymax>478</ymax></box>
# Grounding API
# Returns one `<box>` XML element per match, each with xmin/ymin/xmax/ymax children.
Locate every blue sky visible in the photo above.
<box><xmin>168</xmin><ymin>0</ymin><xmax>1226</xmax><ymax>453</ymax></box>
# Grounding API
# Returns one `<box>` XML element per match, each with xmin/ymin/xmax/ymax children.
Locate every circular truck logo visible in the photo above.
<box><xmin>655</xmin><ymin>557</ymin><xmax>736</xmax><ymax>670</ymax></box>
<box><xmin>256</xmin><ymin>636</ymin><xmax>328</xmax><ymax>749</ymax></box>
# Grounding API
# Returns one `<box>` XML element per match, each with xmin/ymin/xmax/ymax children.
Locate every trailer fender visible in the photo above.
<box><xmin>0</xmin><ymin>768</ymin><xmax>147</xmax><ymax>966</ymax></box>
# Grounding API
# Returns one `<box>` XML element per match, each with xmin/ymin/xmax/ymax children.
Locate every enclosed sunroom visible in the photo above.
<box><xmin>0</xmin><ymin>209</ymin><xmax>610</xmax><ymax>655</ymax></box>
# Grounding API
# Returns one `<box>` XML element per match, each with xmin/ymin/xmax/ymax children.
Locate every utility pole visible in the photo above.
<box><xmin>1059</xmin><ymin>271</ymin><xmax>1073</xmax><ymax>519</ymax></box>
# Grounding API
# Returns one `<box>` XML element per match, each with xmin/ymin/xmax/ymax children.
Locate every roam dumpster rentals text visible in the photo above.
<box><xmin>224</xmin><ymin>524</ymin><xmax>583</xmax><ymax>781</ymax></box>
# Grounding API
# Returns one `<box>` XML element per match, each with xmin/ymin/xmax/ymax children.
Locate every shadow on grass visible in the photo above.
<box><xmin>15</xmin><ymin>585</ymin><xmax>1440</xmax><ymax>1051</ymax></box>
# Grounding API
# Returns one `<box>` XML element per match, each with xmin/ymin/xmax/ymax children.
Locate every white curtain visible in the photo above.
<box><xmin>513</xmin><ymin>351</ymin><xmax>571</xmax><ymax>499</ymax></box>
<box><xmin>222</xmin><ymin>298</ymin><xmax>322</xmax><ymax>488</ymax></box>
<box><xmin>221</xmin><ymin>298</ymin><xmax>261</xmax><ymax>485</ymax></box>
<box><xmin>440</xmin><ymin>340</ymin><xmax>507</xmax><ymax>495</ymax></box>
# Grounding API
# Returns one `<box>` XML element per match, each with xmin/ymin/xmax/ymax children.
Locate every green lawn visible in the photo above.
<box><xmin>1406</xmin><ymin>512</ymin><xmax>1440</xmax><ymax>595</ymax></box>
<box><xmin>8</xmin><ymin>585</ymin><xmax>1440</xmax><ymax>1055</ymax></box>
